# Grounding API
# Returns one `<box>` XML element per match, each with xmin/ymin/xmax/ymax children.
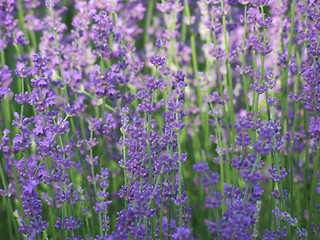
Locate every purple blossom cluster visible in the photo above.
<box><xmin>0</xmin><ymin>0</ymin><xmax>319</xmax><ymax>239</ymax></box>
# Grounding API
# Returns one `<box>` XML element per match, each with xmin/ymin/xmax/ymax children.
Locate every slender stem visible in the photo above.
<box><xmin>280</xmin><ymin>0</ymin><xmax>296</xmax><ymax>133</ymax></box>
<box><xmin>242</xmin><ymin>155</ymin><xmax>261</xmax><ymax>205</ymax></box>
<box><xmin>241</xmin><ymin>4</ymin><xmax>249</xmax><ymax>112</ymax></box>
<box><xmin>220</xmin><ymin>0</ymin><xmax>235</xmax><ymax>146</ymax></box>
<box><xmin>0</xmin><ymin>162</ymin><xmax>20</xmax><ymax>239</ymax></box>
<box><xmin>144</xmin><ymin>1</ymin><xmax>153</xmax><ymax>45</ymax></box>
<box><xmin>49</xmin><ymin>0</ymin><xmax>77</xmax><ymax>141</ymax></box>
<box><xmin>211</xmin><ymin>5</ymin><xmax>231</xmax><ymax>142</ymax></box>
<box><xmin>309</xmin><ymin>141</ymin><xmax>320</xmax><ymax>231</ymax></box>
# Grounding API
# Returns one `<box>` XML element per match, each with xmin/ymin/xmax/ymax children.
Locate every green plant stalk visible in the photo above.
<box><xmin>274</xmin><ymin>148</ymin><xmax>289</xmax><ymax>233</ymax></box>
<box><xmin>190</xmin><ymin>121</ymin><xmax>202</xmax><ymax>161</ymax></box>
<box><xmin>12</xmin><ymin>42</ymin><xmax>23</xmax><ymax>94</ymax></box>
<box><xmin>231</xmin><ymin>134</ymin><xmax>246</xmax><ymax>197</ymax></box>
<box><xmin>147</xmin><ymin>167</ymin><xmax>164</xmax><ymax>238</ymax></box>
<box><xmin>241</xmin><ymin>4</ymin><xmax>250</xmax><ymax>112</ymax></box>
<box><xmin>277</xmin><ymin>0</ymin><xmax>284</xmax><ymax>52</ymax></box>
<box><xmin>124</xmin><ymin>172</ymin><xmax>134</xmax><ymax>215</ymax></box>
<box><xmin>242</xmin><ymin>154</ymin><xmax>261</xmax><ymax>205</ymax></box>
<box><xmin>122</xmin><ymin>131</ymin><xmax>128</xmax><ymax>211</ymax></box>
<box><xmin>44</xmin><ymin>157</ymin><xmax>58</xmax><ymax>240</ymax></box>
<box><xmin>1</xmin><ymin>48</ymin><xmax>5</xmax><ymax>65</ymax></box>
<box><xmin>99</xmin><ymin>55</ymin><xmax>108</xmax><ymax>126</ymax></box>
<box><xmin>183</xmin><ymin>0</ymin><xmax>200</xmax><ymax>106</ymax></box>
<box><xmin>0</xmin><ymin>163</ymin><xmax>20</xmax><ymax>239</ymax></box>
<box><xmin>181</xmin><ymin>0</ymin><xmax>187</xmax><ymax>43</ymax></box>
<box><xmin>147</xmin><ymin>65</ymin><xmax>160</xmax><ymax>185</ymax></box>
<box><xmin>314</xmin><ymin>27</ymin><xmax>319</xmax><ymax>120</ymax></box>
<box><xmin>12</xmin><ymin>17</ymin><xmax>36</xmax><ymax>115</ymax></box>
<box><xmin>220</xmin><ymin>0</ymin><xmax>235</xmax><ymax>147</ymax></box>
<box><xmin>147</xmin><ymin>92</ymin><xmax>154</xmax><ymax>186</ymax></box>
<box><xmin>82</xmin><ymin>91</ymin><xmax>115</xmax><ymax>112</ymax></box>
<box><xmin>54</xmin><ymin>113</ymin><xmax>81</xmax><ymax>226</ymax></box>
<box><xmin>16</xmin><ymin>0</ymin><xmax>28</xmax><ymax>41</ymax></box>
<box><xmin>144</xmin><ymin>1</ymin><xmax>153</xmax><ymax>45</ymax></box>
<box><xmin>289</xmin><ymin>102</ymin><xmax>298</xmax><ymax>218</ymax></box>
<box><xmin>203</xmin><ymin>17</ymin><xmax>214</xmax><ymax>154</ymax></box>
<box><xmin>309</xmin><ymin>141</ymin><xmax>320</xmax><ymax>232</ymax></box>
<box><xmin>183</xmin><ymin>0</ymin><xmax>198</xmax><ymax>75</ymax></box>
<box><xmin>28</xmin><ymin>10</ymin><xmax>38</xmax><ymax>51</ymax></box>
<box><xmin>89</xmin><ymin>131</ymin><xmax>97</xmax><ymax>195</ymax></box>
<box><xmin>175</xmin><ymin>95</ymin><xmax>183</xmax><ymax>225</ymax></box>
<box><xmin>207</xmin><ymin>99</ymin><xmax>225</xmax><ymax>202</ymax></box>
<box><xmin>312</xmin><ymin>29</ymin><xmax>320</xmax><ymax>121</ymax></box>
<box><xmin>308</xmin><ymin>9</ymin><xmax>320</xmax><ymax>236</ymax></box>
<box><xmin>9</xmin><ymin>153</ymin><xmax>24</xmax><ymax>219</ymax></box>
<box><xmin>160</xmin><ymin>200</ymin><xmax>164</xmax><ymax>240</ymax></box>
<box><xmin>162</xmin><ymin>78</ymin><xmax>178</xmax><ymax>232</ymax></box>
<box><xmin>258</xmin><ymin>6</ymin><xmax>271</xmax><ymax>123</ymax></box>
<box><xmin>265</xmin><ymin>89</ymin><xmax>271</xmax><ymax>121</ymax></box>
<box><xmin>16</xmin><ymin>0</ymin><xmax>38</xmax><ymax>52</ymax></box>
<box><xmin>121</xmin><ymin>43</ymin><xmax>145</xmax><ymax>85</ymax></box>
<box><xmin>273</xmin><ymin>128</ymin><xmax>292</xmax><ymax>239</ymax></box>
<box><xmin>171</xmin><ymin>169</ymin><xmax>178</xmax><ymax>227</ymax></box>
<box><xmin>250</xmin><ymin>21</ymin><xmax>259</xmax><ymax>116</ymax></box>
<box><xmin>211</xmin><ymin>6</ymin><xmax>231</xmax><ymax>142</ymax></box>
<box><xmin>206</xmin><ymin>30</ymin><xmax>212</xmax><ymax>77</ymax></box>
<box><xmin>59</xmin><ymin>111</ymin><xmax>91</xmax><ymax>221</ymax></box>
<box><xmin>167</xmin><ymin>0</ymin><xmax>180</xmax><ymax>67</ymax></box>
<box><xmin>54</xmin><ymin>123</ymin><xmax>74</xmax><ymax>238</ymax></box>
<box><xmin>203</xmin><ymin>172</ymin><xmax>221</xmax><ymax>235</ymax></box>
<box><xmin>254</xmin><ymin>6</ymin><xmax>266</xmax><ymax>124</ymax></box>
<box><xmin>295</xmin><ymin>44</ymin><xmax>307</xmax><ymax>225</ymax></box>
<box><xmin>49</xmin><ymin>0</ymin><xmax>77</xmax><ymax>140</ymax></box>
<box><xmin>1</xmin><ymin>96</ymin><xmax>11</xmax><ymax>130</ymax></box>
<box><xmin>280</xmin><ymin>0</ymin><xmax>296</xmax><ymax>133</ymax></box>
<box><xmin>87</xmin><ymin>129</ymin><xmax>102</xmax><ymax>236</ymax></box>
<box><xmin>61</xmin><ymin>198</ymin><xmax>67</xmax><ymax>238</ymax></box>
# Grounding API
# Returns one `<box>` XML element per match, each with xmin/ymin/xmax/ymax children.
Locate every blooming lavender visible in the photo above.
<box><xmin>0</xmin><ymin>0</ymin><xmax>319</xmax><ymax>239</ymax></box>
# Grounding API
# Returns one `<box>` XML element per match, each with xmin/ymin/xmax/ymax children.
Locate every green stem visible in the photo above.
<box><xmin>211</xmin><ymin>5</ymin><xmax>231</xmax><ymax>142</ymax></box>
<box><xmin>0</xmin><ymin>162</ymin><xmax>20</xmax><ymax>239</ymax></box>
<box><xmin>242</xmin><ymin>155</ymin><xmax>261</xmax><ymax>205</ymax></box>
<box><xmin>241</xmin><ymin>4</ymin><xmax>249</xmax><ymax>112</ymax></box>
<box><xmin>280</xmin><ymin>0</ymin><xmax>296</xmax><ymax>134</ymax></box>
<box><xmin>220</xmin><ymin>0</ymin><xmax>235</xmax><ymax>146</ymax></box>
<box><xmin>49</xmin><ymin>0</ymin><xmax>77</xmax><ymax>141</ymax></box>
<box><xmin>144</xmin><ymin>1</ymin><xmax>153</xmax><ymax>45</ymax></box>
<box><xmin>309</xmin><ymin>141</ymin><xmax>320</xmax><ymax>232</ymax></box>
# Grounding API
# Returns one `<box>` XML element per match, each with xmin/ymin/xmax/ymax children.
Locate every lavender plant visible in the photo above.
<box><xmin>0</xmin><ymin>0</ymin><xmax>319</xmax><ymax>239</ymax></box>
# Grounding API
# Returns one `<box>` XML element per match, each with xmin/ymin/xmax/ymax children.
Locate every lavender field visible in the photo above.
<box><xmin>0</xmin><ymin>0</ymin><xmax>319</xmax><ymax>239</ymax></box>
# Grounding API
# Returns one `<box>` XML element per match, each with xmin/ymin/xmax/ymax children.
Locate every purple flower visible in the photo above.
<box><xmin>308</xmin><ymin>117</ymin><xmax>320</xmax><ymax>140</ymax></box>
<box><xmin>0</xmin><ymin>65</ymin><xmax>13</xmax><ymax>86</ymax></box>
<box><xmin>0</xmin><ymin>86</ymin><xmax>10</xmax><ymax>102</ymax></box>
<box><xmin>150</xmin><ymin>55</ymin><xmax>166</xmax><ymax>68</ymax></box>
<box><xmin>201</xmin><ymin>171</ymin><xmax>220</xmax><ymax>186</ymax></box>
<box><xmin>65</xmin><ymin>105</ymin><xmax>77</xmax><ymax>117</ymax></box>
<box><xmin>0</xmin><ymin>189</ymin><xmax>8</xmax><ymax>197</ymax></box>
<box><xmin>267</xmin><ymin>97</ymin><xmax>279</xmax><ymax>106</ymax></box>
<box><xmin>204</xmin><ymin>192</ymin><xmax>223</xmax><ymax>209</ymax></box>
<box><xmin>269</xmin><ymin>165</ymin><xmax>287</xmax><ymax>182</ymax></box>
<box><xmin>250</xmin><ymin>80</ymin><xmax>268</xmax><ymax>94</ymax></box>
<box><xmin>193</xmin><ymin>161</ymin><xmax>209</xmax><ymax>173</ymax></box>
<box><xmin>33</xmin><ymin>53</ymin><xmax>48</xmax><ymax>71</ymax></box>
<box><xmin>31</xmin><ymin>77</ymin><xmax>49</xmax><ymax>89</ymax></box>
<box><xmin>271</xmin><ymin>188</ymin><xmax>287</xmax><ymax>200</ymax></box>
<box><xmin>235</xmin><ymin>132</ymin><xmax>251</xmax><ymax>146</ymax></box>
<box><xmin>170</xmin><ymin>225</ymin><xmax>193</xmax><ymax>240</ymax></box>
<box><xmin>156</xmin><ymin>39</ymin><xmax>166</xmax><ymax>49</ymax></box>
<box><xmin>92</xmin><ymin>12</ymin><xmax>115</xmax><ymax>58</ymax></box>
<box><xmin>23</xmin><ymin>179</ymin><xmax>40</xmax><ymax>194</ymax></box>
